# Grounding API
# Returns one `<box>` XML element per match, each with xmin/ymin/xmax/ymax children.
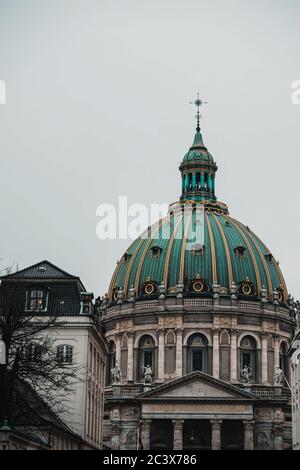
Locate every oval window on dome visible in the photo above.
<box><xmin>143</xmin><ymin>281</ymin><xmax>157</xmax><ymax>296</ymax></box>
<box><xmin>239</xmin><ymin>281</ymin><xmax>255</xmax><ymax>297</ymax></box>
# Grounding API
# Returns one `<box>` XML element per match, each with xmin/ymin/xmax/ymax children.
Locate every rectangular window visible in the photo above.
<box><xmin>27</xmin><ymin>289</ymin><xmax>48</xmax><ymax>311</ymax></box>
<box><xmin>192</xmin><ymin>350</ymin><xmax>203</xmax><ymax>371</ymax></box>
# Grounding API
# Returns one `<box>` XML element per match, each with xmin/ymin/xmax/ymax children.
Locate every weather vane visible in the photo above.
<box><xmin>189</xmin><ymin>93</ymin><xmax>207</xmax><ymax>132</ymax></box>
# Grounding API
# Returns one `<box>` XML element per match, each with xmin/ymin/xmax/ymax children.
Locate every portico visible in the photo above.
<box><xmin>138</xmin><ymin>371</ymin><xmax>256</xmax><ymax>450</ymax></box>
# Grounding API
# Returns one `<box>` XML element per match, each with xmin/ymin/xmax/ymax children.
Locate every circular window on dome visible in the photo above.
<box><xmin>143</xmin><ymin>281</ymin><xmax>157</xmax><ymax>296</ymax></box>
<box><xmin>190</xmin><ymin>277</ymin><xmax>208</xmax><ymax>294</ymax></box>
<box><xmin>240</xmin><ymin>281</ymin><xmax>255</xmax><ymax>297</ymax></box>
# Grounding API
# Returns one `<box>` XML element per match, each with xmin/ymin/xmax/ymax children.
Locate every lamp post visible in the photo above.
<box><xmin>0</xmin><ymin>418</ymin><xmax>11</xmax><ymax>450</ymax></box>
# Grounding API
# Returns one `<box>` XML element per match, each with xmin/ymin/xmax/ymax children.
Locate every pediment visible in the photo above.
<box><xmin>139</xmin><ymin>371</ymin><xmax>256</xmax><ymax>400</ymax></box>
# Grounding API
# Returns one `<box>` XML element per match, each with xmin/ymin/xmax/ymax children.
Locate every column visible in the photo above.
<box><xmin>158</xmin><ymin>329</ymin><xmax>165</xmax><ymax>381</ymax></box>
<box><xmin>111</xmin><ymin>423</ymin><xmax>121</xmax><ymax>449</ymax></box>
<box><xmin>127</xmin><ymin>333</ymin><xmax>134</xmax><ymax>382</ymax></box>
<box><xmin>172</xmin><ymin>420</ymin><xmax>184</xmax><ymax>450</ymax></box>
<box><xmin>243</xmin><ymin>420</ymin><xmax>254</xmax><ymax>450</ymax></box>
<box><xmin>210</xmin><ymin>419</ymin><xmax>222</xmax><ymax>450</ymax></box>
<box><xmin>175</xmin><ymin>329</ymin><xmax>183</xmax><ymax>377</ymax></box>
<box><xmin>116</xmin><ymin>334</ymin><xmax>121</xmax><ymax>368</ymax></box>
<box><xmin>140</xmin><ymin>420</ymin><xmax>151</xmax><ymax>450</ymax></box>
<box><xmin>212</xmin><ymin>329</ymin><xmax>220</xmax><ymax>379</ymax></box>
<box><xmin>274</xmin><ymin>336</ymin><xmax>280</xmax><ymax>370</ymax></box>
<box><xmin>192</xmin><ymin>173</ymin><xmax>196</xmax><ymax>191</ymax></box>
<box><xmin>273</xmin><ymin>425</ymin><xmax>283</xmax><ymax>450</ymax></box>
<box><xmin>261</xmin><ymin>334</ymin><xmax>268</xmax><ymax>384</ymax></box>
<box><xmin>230</xmin><ymin>330</ymin><xmax>238</xmax><ymax>382</ymax></box>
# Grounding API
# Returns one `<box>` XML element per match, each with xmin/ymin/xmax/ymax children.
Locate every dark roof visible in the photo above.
<box><xmin>1</xmin><ymin>260</ymin><xmax>79</xmax><ymax>280</ymax></box>
<box><xmin>0</xmin><ymin>260</ymin><xmax>88</xmax><ymax>316</ymax></box>
<box><xmin>11</xmin><ymin>379</ymin><xmax>81</xmax><ymax>440</ymax></box>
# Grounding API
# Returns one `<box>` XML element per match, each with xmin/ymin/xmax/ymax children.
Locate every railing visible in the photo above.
<box><xmin>184</xmin><ymin>299</ymin><xmax>213</xmax><ymax>307</ymax></box>
<box><xmin>135</xmin><ymin>301</ymin><xmax>158</xmax><ymax>310</ymax></box>
<box><xmin>237</xmin><ymin>301</ymin><xmax>261</xmax><ymax>310</ymax></box>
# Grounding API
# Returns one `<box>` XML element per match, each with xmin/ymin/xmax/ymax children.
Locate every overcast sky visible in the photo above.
<box><xmin>0</xmin><ymin>0</ymin><xmax>299</xmax><ymax>299</ymax></box>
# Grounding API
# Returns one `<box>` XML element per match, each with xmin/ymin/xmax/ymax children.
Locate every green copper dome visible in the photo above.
<box><xmin>182</xmin><ymin>131</ymin><xmax>214</xmax><ymax>163</ymax></box>
<box><xmin>108</xmin><ymin>120</ymin><xmax>288</xmax><ymax>305</ymax></box>
<box><xmin>108</xmin><ymin>207</ymin><xmax>287</xmax><ymax>303</ymax></box>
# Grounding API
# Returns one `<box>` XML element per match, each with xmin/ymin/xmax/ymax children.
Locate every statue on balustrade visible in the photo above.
<box><xmin>241</xmin><ymin>364</ymin><xmax>252</xmax><ymax>384</ymax></box>
<box><xmin>111</xmin><ymin>365</ymin><xmax>122</xmax><ymax>384</ymax></box>
<box><xmin>143</xmin><ymin>365</ymin><xmax>153</xmax><ymax>384</ymax></box>
<box><xmin>273</xmin><ymin>366</ymin><xmax>284</xmax><ymax>386</ymax></box>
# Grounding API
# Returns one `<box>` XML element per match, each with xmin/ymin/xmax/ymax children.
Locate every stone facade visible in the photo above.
<box><xmin>102</xmin><ymin>296</ymin><xmax>293</xmax><ymax>450</ymax></box>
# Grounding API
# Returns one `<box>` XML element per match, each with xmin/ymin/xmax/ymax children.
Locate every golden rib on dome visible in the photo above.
<box><xmin>163</xmin><ymin>215</ymin><xmax>184</xmax><ymax>289</ymax></box>
<box><xmin>133</xmin><ymin>218</ymin><xmax>167</xmax><ymax>296</ymax></box>
<box><xmin>246</xmin><ymin>227</ymin><xmax>288</xmax><ymax>301</ymax></box>
<box><xmin>205</xmin><ymin>212</ymin><xmax>217</xmax><ymax>284</ymax></box>
<box><xmin>178</xmin><ymin>210</ymin><xmax>193</xmax><ymax>285</ymax></box>
<box><xmin>108</xmin><ymin>233</ymin><xmax>146</xmax><ymax>299</ymax></box>
<box><xmin>225</xmin><ymin>215</ymin><xmax>262</xmax><ymax>294</ymax></box>
<box><xmin>212</xmin><ymin>213</ymin><xmax>234</xmax><ymax>286</ymax></box>
<box><xmin>232</xmin><ymin>217</ymin><xmax>273</xmax><ymax>299</ymax></box>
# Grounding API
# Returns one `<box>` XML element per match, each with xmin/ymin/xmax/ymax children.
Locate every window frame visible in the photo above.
<box><xmin>25</xmin><ymin>287</ymin><xmax>49</xmax><ymax>312</ymax></box>
<box><xmin>56</xmin><ymin>344</ymin><xmax>74</xmax><ymax>365</ymax></box>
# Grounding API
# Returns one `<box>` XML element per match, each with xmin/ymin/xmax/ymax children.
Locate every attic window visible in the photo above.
<box><xmin>38</xmin><ymin>265</ymin><xmax>47</xmax><ymax>272</ymax></box>
<box><xmin>225</xmin><ymin>221</ymin><xmax>231</xmax><ymax>227</ymax></box>
<box><xmin>123</xmin><ymin>252</ymin><xmax>132</xmax><ymax>262</ymax></box>
<box><xmin>265</xmin><ymin>253</ymin><xmax>274</xmax><ymax>264</ymax></box>
<box><xmin>150</xmin><ymin>246</ymin><xmax>162</xmax><ymax>258</ymax></box>
<box><xmin>234</xmin><ymin>246</ymin><xmax>246</xmax><ymax>257</ymax></box>
<box><xmin>191</xmin><ymin>243</ymin><xmax>205</xmax><ymax>256</ymax></box>
<box><xmin>26</xmin><ymin>288</ymin><xmax>48</xmax><ymax>311</ymax></box>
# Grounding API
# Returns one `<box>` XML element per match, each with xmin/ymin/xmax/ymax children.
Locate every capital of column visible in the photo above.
<box><xmin>172</xmin><ymin>419</ymin><xmax>184</xmax><ymax>430</ymax></box>
<box><xmin>243</xmin><ymin>420</ymin><xmax>254</xmax><ymax>431</ymax></box>
<box><xmin>140</xmin><ymin>419</ymin><xmax>152</xmax><ymax>431</ymax></box>
<box><xmin>210</xmin><ymin>419</ymin><xmax>222</xmax><ymax>430</ymax></box>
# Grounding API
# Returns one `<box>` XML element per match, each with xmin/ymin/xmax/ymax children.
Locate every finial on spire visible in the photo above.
<box><xmin>189</xmin><ymin>93</ymin><xmax>207</xmax><ymax>132</ymax></box>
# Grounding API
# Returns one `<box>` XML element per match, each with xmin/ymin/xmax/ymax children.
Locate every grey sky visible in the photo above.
<box><xmin>0</xmin><ymin>0</ymin><xmax>299</xmax><ymax>298</ymax></box>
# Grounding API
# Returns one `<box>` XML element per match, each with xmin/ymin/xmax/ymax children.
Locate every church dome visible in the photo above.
<box><xmin>107</xmin><ymin>112</ymin><xmax>288</xmax><ymax>305</ymax></box>
<box><xmin>108</xmin><ymin>207</ymin><xmax>287</xmax><ymax>304</ymax></box>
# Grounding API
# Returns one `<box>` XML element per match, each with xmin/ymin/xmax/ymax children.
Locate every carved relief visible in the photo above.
<box><xmin>120</xmin><ymin>320</ymin><xmax>133</xmax><ymax>331</ymax></box>
<box><xmin>219</xmin><ymin>317</ymin><xmax>232</xmax><ymax>326</ymax></box>
<box><xmin>256</xmin><ymin>431</ymin><xmax>270</xmax><ymax>449</ymax></box>
<box><xmin>255</xmin><ymin>409</ymin><xmax>272</xmax><ymax>420</ymax></box>
<box><xmin>164</xmin><ymin>317</ymin><xmax>176</xmax><ymax>326</ymax></box>
<box><xmin>121</xmin><ymin>407</ymin><xmax>138</xmax><ymax>418</ymax></box>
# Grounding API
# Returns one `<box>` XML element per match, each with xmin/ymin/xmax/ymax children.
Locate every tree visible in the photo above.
<box><xmin>0</xmin><ymin>268</ymin><xmax>81</xmax><ymax>426</ymax></box>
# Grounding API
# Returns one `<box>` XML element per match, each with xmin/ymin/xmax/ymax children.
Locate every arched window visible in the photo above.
<box><xmin>279</xmin><ymin>342</ymin><xmax>287</xmax><ymax>378</ymax></box>
<box><xmin>240</xmin><ymin>336</ymin><xmax>257</xmax><ymax>382</ymax></box>
<box><xmin>187</xmin><ymin>333</ymin><xmax>208</xmax><ymax>373</ymax></box>
<box><xmin>56</xmin><ymin>345</ymin><xmax>73</xmax><ymax>364</ymax></box>
<box><xmin>107</xmin><ymin>341</ymin><xmax>116</xmax><ymax>385</ymax></box>
<box><xmin>138</xmin><ymin>335</ymin><xmax>155</xmax><ymax>381</ymax></box>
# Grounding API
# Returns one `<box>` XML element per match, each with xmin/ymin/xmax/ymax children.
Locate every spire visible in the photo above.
<box><xmin>189</xmin><ymin>93</ymin><xmax>207</xmax><ymax>133</ymax></box>
<box><xmin>179</xmin><ymin>94</ymin><xmax>218</xmax><ymax>203</ymax></box>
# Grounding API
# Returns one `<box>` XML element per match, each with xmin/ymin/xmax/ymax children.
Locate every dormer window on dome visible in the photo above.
<box><xmin>191</xmin><ymin>244</ymin><xmax>205</xmax><ymax>256</ymax></box>
<box><xmin>234</xmin><ymin>246</ymin><xmax>247</xmax><ymax>258</ymax></box>
<box><xmin>150</xmin><ymin>246</ymin><xmax>162</xmax><ymax>258</ymax></box>
<box><xmin>265</xmin><ymin>253</ymin><xmax>274</xmax><ymax>264</ymax></box>
<box><xmin>123</xmin><ymin>252</ymin><xmax>132</xmax><ymax>262</ymax></box>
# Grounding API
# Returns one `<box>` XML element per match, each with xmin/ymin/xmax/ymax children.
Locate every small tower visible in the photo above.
<box><xmin>180</xmin><ymin>94</ymin><xmax>218</xmax><ymax>202</ymax></box>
